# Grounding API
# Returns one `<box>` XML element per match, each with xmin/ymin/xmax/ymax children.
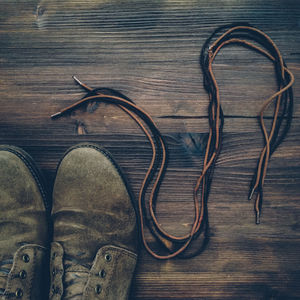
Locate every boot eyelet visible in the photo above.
<box><xmin>15</xmin><ymin>288</ymin><xmax>23</xmax><ymax>298</ymax></box>
<box><xmin>104</xmin><ymin>253</ymin><xmax>112</xmax><ymax>262</ymax></box>
<box><xmin>19</xmin><ymin>270</ymin><xmax>27</xmax><ymax>279</ymax></box>
<box><xmin>99</xmin><ymin>269</ymin><xmax>106</xmax><ymax>278</ymax></box>
<box><xmin>22</xmin><ymin>254</ymin><xmax>30</xmax><ymax>263</ymax></box>
<box><xmin>95</xmin><ymin>284</ymin><xmax>102</xmax><ymax>294</ymax></box>
<box><xmin>52</xmin><ymin>269</ymin><xmax>56</xmax><ymax>276</ymax></box>
<box><xmin>52</xmin><ymin>252</ymin><xmax>57</xmax><ymax>260</ymax></box>
<box><xmin>52</xmin><ymin>285</ymin><xmax>61</xmax><ymax>295</ymax></box>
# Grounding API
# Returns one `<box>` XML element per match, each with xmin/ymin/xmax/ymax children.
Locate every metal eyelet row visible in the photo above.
<box><xmin>50</xmin><ymin>252</ymin><xmax>62</xmax><ymax>297</ymax></box>
<box><xmin>94</xmin><ymin>252</ymin><xmax>112</xmax><ymax>295</ymax></box>
<box><xmin>11</xmin><ymin>252</ymin><xmax>31</xmax><ymax>298</ymax></box>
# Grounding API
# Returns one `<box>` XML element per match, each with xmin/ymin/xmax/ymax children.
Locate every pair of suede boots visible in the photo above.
<box><xmin>0</xmin><ymin>144</ymin><xmax>138</xmax><ymax>300</ymax></box>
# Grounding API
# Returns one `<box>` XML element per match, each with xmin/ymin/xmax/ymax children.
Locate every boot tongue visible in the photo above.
<box><xmin>0</xmin><ymin>258</ymin><xmax>13</xmax><ymax>292</ymax></box>
<box><xmin>63</xmin><ymin>256</ymin><xmax>91</xmax><ymax>299</ymax></box>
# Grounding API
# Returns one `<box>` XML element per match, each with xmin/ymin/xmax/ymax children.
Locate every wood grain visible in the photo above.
<box><xmin>0</xmin><ymin>0</ymin><xmax>299</xmax><ymax>299</ymax></box>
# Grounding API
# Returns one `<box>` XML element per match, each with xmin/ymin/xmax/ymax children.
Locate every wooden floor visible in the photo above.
<box><xmin>1</xmin><ymin>0</ymin><xmax>300</xmax><ymax>299</ymax></box>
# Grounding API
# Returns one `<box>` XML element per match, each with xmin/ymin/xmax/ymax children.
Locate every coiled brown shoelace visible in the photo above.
<box><xmin>51</xmin><ymin>24</ymin><xmax>294</xmax><ymax>259</ymax></box>
<box><xmin>200</xmin><ymin>23</ymin><xmax>294</xmax><ymax>225</ymax></box>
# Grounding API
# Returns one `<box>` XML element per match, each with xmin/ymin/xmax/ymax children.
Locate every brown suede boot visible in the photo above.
<box><xmin>50</xmin><ymin>144</ymin><xmax>138</xmax><ymax>300</ymax></box>
<box><xmin>0</xmin><ymin>146</ymin><xmax>50</xmax><ymax>300</ymax></box>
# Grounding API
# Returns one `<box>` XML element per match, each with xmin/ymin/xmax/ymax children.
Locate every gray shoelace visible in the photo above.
<box><xmin>62</xmin><ymin>256</ymin><xmax>91</xmax><ymax>300</ymax></box>
<box><xmin>0</xmin><ymin>258</ymin><xmax>13</xmax><ymax>296</ymax></box>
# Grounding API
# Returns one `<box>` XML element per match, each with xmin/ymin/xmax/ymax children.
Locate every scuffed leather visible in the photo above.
<box><xmin>51</xmin><ymin>144</ymin><xmax>138</xmax><ymax>299</ymax></box>
<box><xmin>0</xmin><ymin>147</ymin><xmax>49</xmax><ymax>299</ymax></box>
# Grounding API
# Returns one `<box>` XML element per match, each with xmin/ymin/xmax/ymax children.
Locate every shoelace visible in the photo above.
<box><xmin>0</xmin><ymin>259</ymin><xmax>13</xmax><ymax>276</ymax></box>
<box><xmin>62</xmin><ymin>256</ymin><xmax>91</xmax><ymax>299</ymax></box>
<box><xmin>51</xmin><ymin>24</ymin><xmax>294</xmax><ymax>260</ymax></box>
<box><xmin>50</xmin><ymin>255</ymin><xmax>91</xmax><ymax>298</ymax></box>
<box><xmin>0</xmin><ymin>259</ymin><xmax>13</xmax><ymax>295</ymax></box>
<box><xmin>0</xmin><ymin>258</ymin><xmax>24</xmax><ymax>298</ymax></box>
<box><xmin>201</xmin><ymin>23</ymin><xmax>294</xmax><ymax>225</ymax></box>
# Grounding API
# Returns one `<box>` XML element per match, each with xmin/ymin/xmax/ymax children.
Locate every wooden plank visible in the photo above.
<box><xmin>0</xmin><ymin>0</ymin><xmax>299</xmax><ymax>299</ymax></box>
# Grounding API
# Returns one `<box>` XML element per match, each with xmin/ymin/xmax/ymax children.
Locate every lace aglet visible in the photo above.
<box><xmin>51</xmin><ymin>111</ymin><xmax>62</xmax><ymax>119</ymax></box>
<box><xmin>72</xmin><ymin>75</ymin><xmax>83</xmax><ymax>86</ymax></box>
<box><xmin>248</xmin><ymin>187</ymin><xmax>255</xmax><ymax>200</ymax></box>
<box><xmin>255</xmin><ymin>210</ymin><xmax>260</xmax><ymax>225</ymax></box>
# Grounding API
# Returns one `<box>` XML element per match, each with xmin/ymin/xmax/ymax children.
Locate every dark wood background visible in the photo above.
<box><xmin>0</xmin><ymin>0</ymin><xmax>299</xmax><ymax>299</ymax></box>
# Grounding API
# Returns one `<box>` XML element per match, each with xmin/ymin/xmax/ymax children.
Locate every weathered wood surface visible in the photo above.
<box><xmin>0</xmin><ymin>0</ymin><xmax>299</xmax><ymax>299</ymax></box>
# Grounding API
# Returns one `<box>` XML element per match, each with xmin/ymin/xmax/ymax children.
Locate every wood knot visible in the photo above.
<box><xmin>36</xmin><ymin>5</ymin><xmax>45</xmax><ymax>17</ymax></box>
